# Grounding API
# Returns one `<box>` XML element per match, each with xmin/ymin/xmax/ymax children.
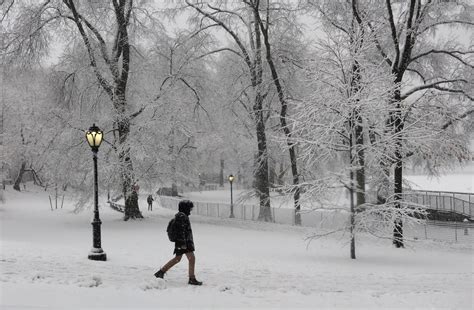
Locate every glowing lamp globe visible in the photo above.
<box><xmin>85</xmin><ymin>124</ymin><xmax>103</xmax><ymax>152</ymax></box>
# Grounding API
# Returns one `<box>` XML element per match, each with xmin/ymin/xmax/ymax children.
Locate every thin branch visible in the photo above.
<box><xmin>63</xmin><ymin>0</ymin><xmax>114</xmax><ymax>98</ymax></box>
<box><xmin>419</xmin><ymin>20</ymin><xmax>474</xmax><ymax>35</ymax></box>
<box><xmin>207</xmin><ymin>3</ymin><xmax>247</xmax><ymax>26</ymax></box>
<box><xmin>432</xmin><ymin>85</ymin><xmax>474</xmax><ymax>101</ymax></box>
<box><xmin>441</xmin><ymin>109</ymin><xmax>474</xmax><ymax>130</ymax></box>
<box><xmin>367</xmin><ymin>22</ymin><xmax>393</xmax><ymax>68</ymax></box>
<box><xmin>178</xmin><ymin>77</ymin><xmax>210</xmax><ymax>117</ymax></box>
<box><xmin>177</xmin><ymin>137</ymin><xmax>196</xmax><ymax>155</ymax></box>
<box><xmin>129</xmin><ymin>106</ymin><xmax>145</xmax><ymax>120</ymax></box>
<box><xmin>193</xmin><ymin>48</ymin><xmax>243</xmax><ymax>60</ymax></box>
<box><xmin>405</xmin><ymin>68</ymin><xmax>426</xmax><ymax>83</ymax></box>
<box><xmin>410</xmin><ymin>49</ymin><xmax>474</xmax><ymax>69</ymax></box>
<box><xmin>185</xmin><ymin>0</ymin><xmax>254</xmax><ymax>72</ymax></box>
<box><xmin>400</xmin><ymin>79</ymin><xmax>468</xmax><ymax>100</ymax></box>
<box><xmin>318</xmin><ymin>6</ymin><xmax>350</xmax><ymax>36</ymax></box>
<box><xmin>78</xmin><ymin>14</ymin><xmax>113</xmax><ymax>67</ymax></box>
<box><xmin>1</xmin><ymin>0</ymin><xmax>16</xmax><ymax>22</ymax></box>
<box><xmin>188</xmin><ymin>23</ymin><xmax>220</xmax><ymax>40</ymax></box>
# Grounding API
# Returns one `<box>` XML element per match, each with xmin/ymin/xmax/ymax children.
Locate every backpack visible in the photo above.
<box><xmin>166</xmin><ymin>218</ymin><xmax>179</xmax><ymax>242</ymax></box>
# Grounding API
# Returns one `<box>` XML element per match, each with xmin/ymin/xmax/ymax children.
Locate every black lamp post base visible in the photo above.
<box><xmin>88</xmin><ymin>249</ymin><xmax>107</xmax><ymax>261</ymax></box>
<box><xmin>229</xmin><ymin>213</ymin><xmax>235</xmax><ymax>218</ymax></box>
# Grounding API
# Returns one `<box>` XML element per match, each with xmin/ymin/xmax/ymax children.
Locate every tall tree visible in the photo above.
<box><xmin>185</xmin><ymin>0</ymin><xmax>273</xmax><ymax>221</ymax></box>
<box><xmin>2</xmin><ymin>0</ymin><xmax>145</xmax><ymax>219</ymax></box>
<box><xmin>361</xmin><ymin>0</ymin><xmax>473</xmax><ymax>247</ymax></box>
<box><xmin>0</xmin><ymin>69</ymin><xmax>52</xmax><ymax>192</ymax></box>
<box><xmin>251</xmin><ymin>0</ymin><xmax>304</xmax><ymax>225</ymax></box>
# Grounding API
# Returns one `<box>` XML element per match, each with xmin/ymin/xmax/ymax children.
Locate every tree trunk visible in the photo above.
<box><xmin>251</xmin><ymin>4</ymin><xmax>272</xmax><ymax>222</ymax></box>
<box><xmin>256</xmin><ymin>9</ymin><xmax>301</xmax><ymax>225</ymax></box>
<box><xmin>220</xmin><ymin>159</ymin><xmax>224</xmax><ymax>187</ymax></box>
<box><xmin>349</xmin><ymin>133</ymin><xmax>356</xmax><ymax>259</ymax></box>
<box><xmin>124</xmin><ymin>190</ymin><xmax>141</xmax><ymax>221</ymax></box>
<box><xmin>13</xmin><ymin>161</ymin><xmax>27</xmax><ymax>192</ymax></box>
<box><xmin>255</xmin><ymin>98</ymin><xmax>272</xmax><ymax>222</ymax></box>
<box><xmin>30</xmin><ymin>168</ymin><xmax>43</xmax><ymax>187</ymax></box>
<box><xmin>268</xmin><ymin>159</ymin><xmax>275</xmax><ymax>186</ymax></box>
<box><xmin>393</xmin><ymin>126</ymin><xmax>404</xmax><ymax>248</ymax></box>
<box><xmin>350</xmin><ymin>110</ymin><xmax>365</xmax><ymax>259</ymax></box>
<box><xmin>354</xmin><ymin>110</ymin><xmax>366</xmax><ymax>209</ymax></box>
<box><xmin>392</xmin><ymin>90</ymin><xmax>405</xmax><ymax>248</ymax></box>
<box><xmin>116</xmin><ymin>96</ymin><xmax>142</xmax><ymax>220</ymax></box>
<box><xmin>66</xmin><ymin>0</ymin><xmax>139</xmax><ymax>221</ymax></box>
<box><xmin>277</xmin><ymin>161</ymin><xmax>285</xmax><ymax>185</ymax></box>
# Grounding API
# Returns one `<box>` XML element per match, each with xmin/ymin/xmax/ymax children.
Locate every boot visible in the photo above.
<box><xmin>154</xmin><ymin>269</ymin><xmax>165</xmax><ymax>279</ymax></box>
<box><xmin>188</xmin><ymin>276</ymin><xmax>203</xmax><ymax>286</ymax></box>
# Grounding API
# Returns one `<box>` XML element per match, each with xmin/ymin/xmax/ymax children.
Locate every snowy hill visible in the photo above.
<box><xmin>0</xmin><ymin>187</ymin><xmax>472</xmax><ymax>309</ymax></box>
<box><xmin>405</xmin><ymin>162</ymin><xmax>474</xmax><ymax>193</ymax></box>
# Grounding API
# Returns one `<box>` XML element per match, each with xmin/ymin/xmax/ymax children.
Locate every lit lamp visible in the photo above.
<box><xmin>85</xmin><ymin>124</ymin><xmax>107</xmax><ymax>261</ymax></box>
<box><xmin>228</xmin><ymin>174</ymin><xmax>235</xmax><ymax>218</ymax></box>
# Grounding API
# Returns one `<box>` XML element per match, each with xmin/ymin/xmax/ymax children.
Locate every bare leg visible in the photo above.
<box><xmin>185</xmin><ymin>252</ymin><xmax>196</xmax><ymax>278</ymax></box>
<box><xmin>161</xmin><ymin>255</ymin><xmax>182</xmax><ymax>272</ymax></box>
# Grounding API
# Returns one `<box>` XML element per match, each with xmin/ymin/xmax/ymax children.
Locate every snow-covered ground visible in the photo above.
<box><xmin>186</xmin><ymin>163</ymin><xmax>474</xmax><ymax>208</ymax></box>
<box><xmin>1</xmin><ymin>186</ymin><xmax>472</xmax><ymax>309</ymax></box>
<box><xmin>405</xmin><ymin>162</ymin><xmax>474</xmax><ymax>193</ymax></box>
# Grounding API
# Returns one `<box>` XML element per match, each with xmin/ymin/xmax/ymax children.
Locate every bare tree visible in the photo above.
<box><xmin>251</xmin><ymin>0</ymin><xmax>304</xmax><ymax>225</ymax></box>
<box><xmin>185</xmin><ymin>0</ymin><xmax>273</xmax><ymax>221</ymax></box>
<box><xmin>2</xmin><ymin>0</ymin><xmax>145</xmax><ymax>219</ymax></box>
<box><xmin>361</xmin><ymin>0</ymin><xmax>473</xmax><ymax>247</ymax></box>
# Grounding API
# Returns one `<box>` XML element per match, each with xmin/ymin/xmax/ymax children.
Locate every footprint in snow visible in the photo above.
<box><xmin>140</xmin><ymin>278</ymin><xmax>166</xmax><ymax>291</ymax></box>
<box><xmin>77</xmin><ymin>275</ymin><xmax>102</xmax><ymax>287</ymax></box>
<box><xmin>31</xmin><ymin>272</ymin><xmax>49</xmax><ymax>282</ymax></box>
<box><xmin>219</xmin><ymin>285</ymin><xmax>232</xmax><ymax>292</ymax></box>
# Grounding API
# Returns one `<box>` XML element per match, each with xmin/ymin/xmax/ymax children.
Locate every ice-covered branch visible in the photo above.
<box><xmin>63</xmin><ymin>0</ymin><xmax>114</xmax><ymax>98</ymax></box>
<box><xmin>410</xmin><ymin>49</ymin><xmax>474</xmax><ymax>69</ymax></box>
<box><xmin>400</xmin><ymin>79</ymin><xmax>468</xmax><ymax>100</ymax></box>
<box><xmin>441</xmin><ymin>109</ymin><xmax>474</xmax><ymax>130</ymax></box>
<box><xmin>194</xmin><ymin>48</ymin><xmax>243</xmax><ymax>60</ymax></box>
<box><xmin>185</xmin><ymin>0</ymin><xmax>254</xmax><ymax>73</ymax></box>
<box><xmin>419</xmin><ymin>20</ymin><xmax>474</xmax><ymax>35</ymax></box>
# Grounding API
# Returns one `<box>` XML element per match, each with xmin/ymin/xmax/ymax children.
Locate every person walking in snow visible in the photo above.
<box><xmin>154</xmin><ymin>200</ymin><xmax>203</xmax><ymax>285</ymax></box>
<box><xmin>147</xmin><ymin>194</ymin><xmax>154</xmax><ymax>211</ymax></box>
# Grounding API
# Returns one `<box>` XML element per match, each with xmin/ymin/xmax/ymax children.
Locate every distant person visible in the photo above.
<box><xmin>147</xmin><ymin>194</ymin><xmax>154</xmax><ymax>211</ymax></box>
<box><xmin>154</xmin><ymin>200</ymin><xmax>202</xmax><ymax>285</ymax></box>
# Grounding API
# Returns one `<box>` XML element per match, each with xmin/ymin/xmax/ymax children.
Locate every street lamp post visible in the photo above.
<box><xmin>228</xmin><ymin>174</ymin><xmax>235</xmax><ymax>218</ymax></box>
<box><xmin>85</xmin><ymin>124</ymin><xmax>107</xmax><ymax>261</ymax></box>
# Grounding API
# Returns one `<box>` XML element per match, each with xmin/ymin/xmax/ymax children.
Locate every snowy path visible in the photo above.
<box><xmin>1</xmin><ymin>188</ymin><xmax>473</xmax><ymax>309</ymax></box>
<box><xmin>3</xmin><ymin>236</ymin><xmax>471</xmax><ymax>309</ymax></box>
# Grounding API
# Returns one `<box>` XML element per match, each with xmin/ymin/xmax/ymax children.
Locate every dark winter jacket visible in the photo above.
<box><xmin>174</xmin><ymin>212</ymin><xmax>195</xmax><ymax>251</ymax></box>
<box><xmin>147</xmin><ymin>195</ymin><xmax>154</xmax><ymax>204</ymax></box>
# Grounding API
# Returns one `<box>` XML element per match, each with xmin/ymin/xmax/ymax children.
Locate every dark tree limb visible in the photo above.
<box><xmin>385</xmin><ymin>0</ymin><xmax>400</xmax><ymax>69</ymax></box>
<box><xmin>63</xmin><ymin>0</ymin><xmax>114</xmax><ymax>98</ymax></box>
<box><xmin>401</xmin><ymin>79</ymin><xmax>469</xmax><ymax>100</ymax></box>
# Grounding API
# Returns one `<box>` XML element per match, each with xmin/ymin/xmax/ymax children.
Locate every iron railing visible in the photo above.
<box><xmin>404</xmin><ymin>190</ymin><xmax>473</xmax><ymax>218</ymax></box>
<box><xmin>158</xmin><ymin>195</ymin><xmax>349</xmax><ymax>228</ymax></box>
<box><xmin>158</xmin><ymin>194</ymin><xmax>474</xmax><ymax>244</ymax></box>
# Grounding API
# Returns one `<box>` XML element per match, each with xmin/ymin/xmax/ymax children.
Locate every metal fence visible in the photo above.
<box><xmin>158</xmin><ymin>195</ymin><xmax>473</xmax><ymax>244</ymax></box>
<box><xmin>405</xmin><ymin>221</ymin><xmax>474</xmax><ymax>244</ymax></box>
<box><xmin>158</xmin><ymin>195</ymin><xmax>349</xmax><ymax>229</ymax></box>
<box><xmin>404</xmin><ymin>190</ymin><xmax>473</xmax><ymax>218</ymax></box>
